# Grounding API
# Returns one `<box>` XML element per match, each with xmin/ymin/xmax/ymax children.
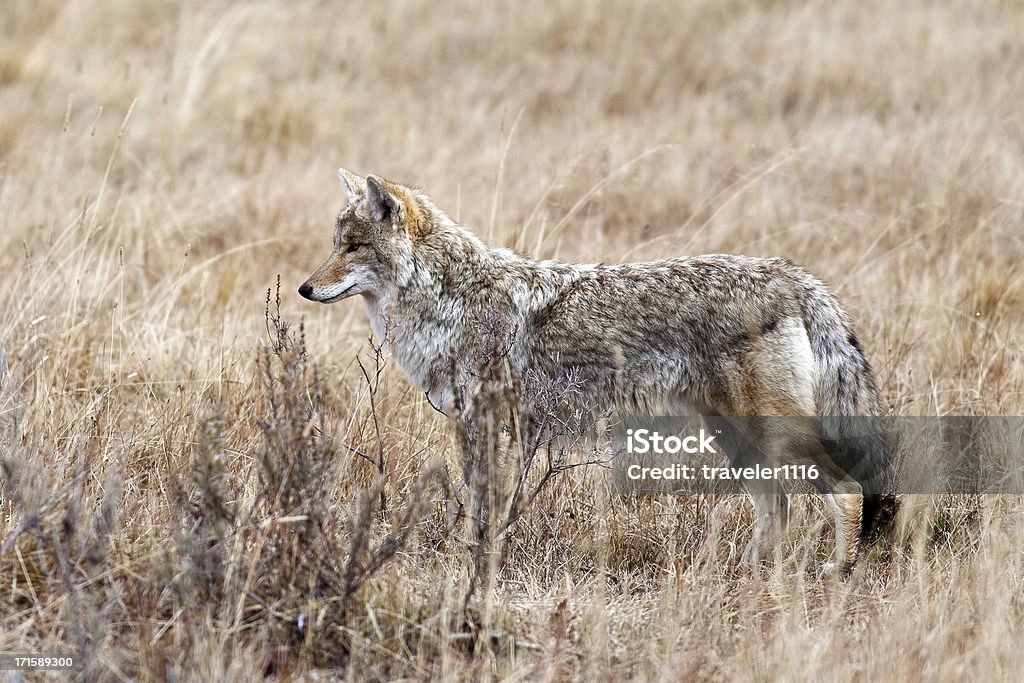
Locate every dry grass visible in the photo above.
<box><xmin>1</xmin><ymin>0</ymin><xmax>1024</xmax><ymax>680</ymax></box>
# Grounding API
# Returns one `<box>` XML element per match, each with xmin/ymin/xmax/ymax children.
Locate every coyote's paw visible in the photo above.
<box><xmin>817</xmin><ymin>561</ymin><xmax>853</xmax><ymax>579</ymax></box>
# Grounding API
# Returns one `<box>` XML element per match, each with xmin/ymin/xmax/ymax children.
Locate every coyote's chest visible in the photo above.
<box><xmin>365</xmin><ymin>297</ymin><xmax>458</xmax><ymax>409</ymax></box>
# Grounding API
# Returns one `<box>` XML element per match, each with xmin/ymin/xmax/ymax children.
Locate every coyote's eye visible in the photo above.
<box><xmin>346</xmin><ymin>243</ymin><xmax>360</xmax><ymax>254</ymax></box>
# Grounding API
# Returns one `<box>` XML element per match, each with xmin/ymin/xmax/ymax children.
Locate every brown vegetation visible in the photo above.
<box><xmin>1</xmin><ymin>1</ymin><xmax>1023</xmax><ymax>679</ymax></box>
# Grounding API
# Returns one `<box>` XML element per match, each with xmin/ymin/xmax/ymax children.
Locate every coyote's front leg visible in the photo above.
<box><xmin>740</xmin><ymin>491</ymin><xmax>791</xmax><ymax>566</ymax></box>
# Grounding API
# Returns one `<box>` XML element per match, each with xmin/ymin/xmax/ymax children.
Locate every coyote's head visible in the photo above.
<box><xmin>298</xmin><ymin>169</ymin><xmax>422</xmax><ymax>304</ymax></box>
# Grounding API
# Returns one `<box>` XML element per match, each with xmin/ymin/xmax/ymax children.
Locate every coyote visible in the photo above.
<box><xmin>299</xmin><ymin>169</ymin><xmax>898</xmax><ymax>574</ymax></box>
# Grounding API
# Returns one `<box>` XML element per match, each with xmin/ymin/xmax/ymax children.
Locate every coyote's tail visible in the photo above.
<box><xmin>860</xmin><ymin>491</ymin><xmax>901</xmax><ymax>542</ymax></box>
<box><xmin>800</xmin><ymin>283</ymin><xmax>900</xmax><ymax>542</ymax></box>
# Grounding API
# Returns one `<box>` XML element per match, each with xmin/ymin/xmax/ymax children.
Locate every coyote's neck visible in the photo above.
<box><xmin>374</xmin><ymin>219</ymin><xmax>513</xmax><ymax>409</ymax></box>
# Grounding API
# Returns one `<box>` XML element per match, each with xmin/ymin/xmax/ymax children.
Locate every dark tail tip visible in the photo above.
<box><xmin>861</xmin><ymin>493</ymin><xmax>900</xmax><ymax>543</ymax></box>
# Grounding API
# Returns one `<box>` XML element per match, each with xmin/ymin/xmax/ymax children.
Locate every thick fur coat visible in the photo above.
<box><xmin>299</xmin><ymin>169</ymin><xmax>898</xmax><ymax>573</ymax></box>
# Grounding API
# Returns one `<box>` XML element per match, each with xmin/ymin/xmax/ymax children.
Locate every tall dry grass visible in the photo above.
<box><xmin>1</xmin><ymin>0</ymin><xmax>1023</xmax><ymax>680</ymax></box>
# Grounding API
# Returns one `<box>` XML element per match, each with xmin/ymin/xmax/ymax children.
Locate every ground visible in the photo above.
<box><xmin>1</xmin><ymin>1</ymin><xmax>1023</xmax><ymax>680</ymax></box>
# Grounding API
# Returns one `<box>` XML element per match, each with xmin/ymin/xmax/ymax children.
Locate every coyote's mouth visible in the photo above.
<box><xmin>319</xmin><ymin>284</ymin><xmax>355</xmax><ymax>303</ymax></box>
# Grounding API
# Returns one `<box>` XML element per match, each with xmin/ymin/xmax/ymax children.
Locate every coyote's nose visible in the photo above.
<box><xmin>298</xmin><ymin>282</ymin><xmax>314</xmax><ymax>300</ymax></box>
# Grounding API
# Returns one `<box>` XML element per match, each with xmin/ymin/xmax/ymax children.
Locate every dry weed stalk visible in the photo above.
<box><xmin>451</xmin><ymin>314</ymin><xmax>607</xmax><ymax>647</ymax></box>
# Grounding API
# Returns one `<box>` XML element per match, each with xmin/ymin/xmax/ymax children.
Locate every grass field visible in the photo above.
<box><xmin>2</xmin><ymin>1</ymin><xmax>1024</xmax><ymax>680</ymax></box>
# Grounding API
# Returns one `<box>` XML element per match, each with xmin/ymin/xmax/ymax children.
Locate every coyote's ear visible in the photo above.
<box><xmin>337</xmin><ymin>168</ymin><xmax>366</xmax><ymax>205</ymax></box>
<box><xmin>365</xmin><ymin>174</ymin><xmax>404</xmax><ymax>224</ymax></box>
